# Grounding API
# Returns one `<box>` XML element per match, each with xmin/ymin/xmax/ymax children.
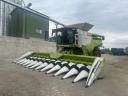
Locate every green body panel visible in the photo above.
<box><xmin>31</xmin><ymin>52</ymin><xmax>95</xmax><ymax>65</ymax></box>
<box><xmin>82</xmin><ymin>38</ymin><xmax>102</xmax><ymax>56</ymax></box>
<box><xmin>8</xmin><ymin>8</ymin><xmax>49</xmax><ymax>40</ymax></box>
<box><xmin>56</xmin><ymin>37</ymin><xmax>103</xmax><ymax>56</ymax></box>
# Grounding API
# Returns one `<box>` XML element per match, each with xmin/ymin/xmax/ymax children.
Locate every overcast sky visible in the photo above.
<box><xmin>25</xmin><ymin>0</ymin><xmax>128</xmax><ymax>48</ymax></box>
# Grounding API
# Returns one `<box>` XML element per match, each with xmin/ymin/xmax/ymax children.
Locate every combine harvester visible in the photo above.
<box><xmin>1</xmin><ymin>0</ymin><xmax>105</xmax><ymax>87</ymax></box>
<box><xmin>14</xmin><ymin>24</ymin><xmax>105</xmax><ymax>87</ymax></box>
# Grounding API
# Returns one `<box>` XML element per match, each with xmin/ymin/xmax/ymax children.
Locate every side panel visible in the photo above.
<box><xmin>8</xmin><ymin>8</ymin><xmax>49</xmax><ymax>40</ymax></box>
<box><xmin>25</xmin><ymin>11</ymin><xmax>49</xmax><ymax>40</ymax></box>
<box><xmin>78</xmin><ymin>29</ymin><xmax>91</xmax><ymax>46</ymax></box>
<box><xmin>77</xmin><ymin>29</ymin><xmax>103</xmax><ymax>55</ymax></box>
<box><xmin>8</xmin><ymin>8</ymin><xmax>23</xmax><ymax>37</ymax></box>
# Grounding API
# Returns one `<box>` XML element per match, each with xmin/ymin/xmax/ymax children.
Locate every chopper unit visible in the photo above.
<box><xmin>14</xmin><ymin>23</ymin><xmax>105</xmax><ymax>87</ymax></box>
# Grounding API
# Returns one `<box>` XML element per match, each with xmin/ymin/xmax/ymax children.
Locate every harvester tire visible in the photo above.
<box><xmin>93</xmin><ymin>49</ymin><xmax>101</xmax><ymax>57</ymax></box>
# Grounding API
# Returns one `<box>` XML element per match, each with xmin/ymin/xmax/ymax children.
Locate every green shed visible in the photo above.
<box><xmin>8</xmin><ymin>8</ymin><xmax>49</xmax><ymax>40</ymax></box>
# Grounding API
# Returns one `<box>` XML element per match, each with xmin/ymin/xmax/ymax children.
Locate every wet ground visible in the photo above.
<box><xmin>0</xmin><ymin>54</ymin><xmax>128</xmax><ymax>96</ymax></box>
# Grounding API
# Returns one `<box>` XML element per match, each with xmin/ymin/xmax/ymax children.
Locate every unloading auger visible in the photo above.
<box><xmin>14</xmin><ymin>51</ymin><xmax>105</xmax><ymax>87</ymax></box>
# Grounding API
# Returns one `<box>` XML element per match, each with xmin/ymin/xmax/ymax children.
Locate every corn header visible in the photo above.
<box><xmin>14</xmin><ymin>24</ymin><xmax>105</xmax><ymax>87</ymax></box>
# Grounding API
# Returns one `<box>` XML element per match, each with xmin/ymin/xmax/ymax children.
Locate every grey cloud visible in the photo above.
<box><xmin>104</xmin><ymin>39</ymin><xmax>128</xmax><ymax>48</ymax></box>
<box><xmin>70</xmin><ymin>0</ymin><xmax>128</xmax><ymax>33</ymax></box>
<box><xmin>24</xmin><ymin>0</ymin><xmax>128</xmax><ymax>48</ymax></box>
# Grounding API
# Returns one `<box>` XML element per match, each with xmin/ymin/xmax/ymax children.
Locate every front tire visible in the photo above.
<box><xmin>93</xmin><ymin>48</ymin><xmax>101</xmax><ymax>57</ymax></box>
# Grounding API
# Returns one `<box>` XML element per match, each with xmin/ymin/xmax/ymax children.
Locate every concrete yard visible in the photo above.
<box><xmin>0</xmin><ymin>54</ymin><xmax>128</xmax><ymax>96</ymax></box>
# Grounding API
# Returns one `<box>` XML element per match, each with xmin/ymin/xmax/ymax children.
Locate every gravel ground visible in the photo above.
<box><xmin>0</xmin><ymin>54</ymin><xmax>128</xmax><ymax>96</ymax></box>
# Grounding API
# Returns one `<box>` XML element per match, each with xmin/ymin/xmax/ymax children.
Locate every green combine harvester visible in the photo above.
<box><xmin>53</xmin><ymin>27</ymin><xmax>104</xmax><ymax>57</ymax></box>
<box><xmin>15</xmin><ymin>24</ymin><xmax>105</xmax><ymax>87</ymax></box>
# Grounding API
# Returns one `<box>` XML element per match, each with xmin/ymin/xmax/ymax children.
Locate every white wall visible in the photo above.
<box><xmin>0</xmin><ymin>36</ymin><xmax>56</xmax><ymax>59</ymax></box>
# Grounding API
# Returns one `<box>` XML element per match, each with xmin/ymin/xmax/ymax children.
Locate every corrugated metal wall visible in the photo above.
<box><xmin>0</xmin><ymin>0</ymin><xmax>23</xmax><ymax>36</ymax></box>
<box><xmin>8</xmin><ymin>8</ymin><xmax>49</xmax><ymax>40</ymax></box>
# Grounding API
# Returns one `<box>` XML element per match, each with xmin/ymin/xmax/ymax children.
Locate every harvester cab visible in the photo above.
<box><xmin>52</xmin><ymin>27</ymin><xmax>105</xmax><ymax>57</ymax></box>
<box><xmin>14</xmin><ymin>23</ymin><xmax>105</xmax><ymax>87</ymax></box>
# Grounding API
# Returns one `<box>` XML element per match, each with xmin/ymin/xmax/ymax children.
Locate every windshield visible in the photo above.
<box><xmin>56</xmin><ymin>28</ymin><xmax>75</xmax><ymax>45</ymax></box>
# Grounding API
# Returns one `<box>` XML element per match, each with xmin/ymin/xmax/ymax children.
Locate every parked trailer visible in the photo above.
<box><xmin>111</xmin><ymin>48</ymin><xmax>125</xmax><ymax>56</ymax></box>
